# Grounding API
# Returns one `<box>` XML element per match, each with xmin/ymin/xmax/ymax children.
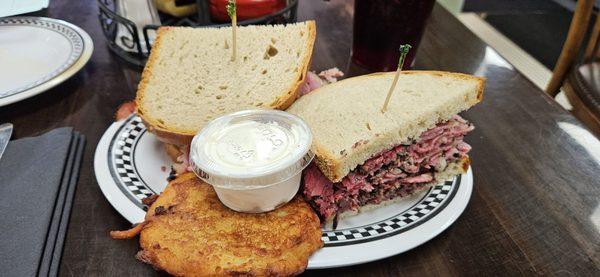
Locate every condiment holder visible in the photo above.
<box><xmin>190</xmin><ymin>109</ymin><xmax>314</xmax><ymax>212</ymax></box>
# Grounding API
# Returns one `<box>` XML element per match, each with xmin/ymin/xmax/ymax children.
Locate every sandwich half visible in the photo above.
<box><xmin>136</xmin><ymin>21</ymin><xmax>316</xmax><ymax>145</ymax></box>
<box><xmin>287</xmin><ymin>71</ymin><xmax>484</xmax><ymax>224</ymax></box>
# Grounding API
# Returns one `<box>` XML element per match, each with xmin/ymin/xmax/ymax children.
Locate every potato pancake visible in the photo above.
<box><xmin>113</xmin><ymin>173</ymin><xmax>322</xmax><ymax>276</ymax></box>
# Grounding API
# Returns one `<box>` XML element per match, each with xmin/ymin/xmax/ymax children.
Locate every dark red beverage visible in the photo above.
<box><xmin>352</xmin><ymin>0</ymin><xmax>436</xmax><ymax>71</ymax></box>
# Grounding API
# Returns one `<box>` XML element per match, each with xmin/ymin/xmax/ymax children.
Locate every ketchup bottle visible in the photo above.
<box><xmin>209</xmin><ymin>0</ymin><xmax>287</xmax><ymax>22</ymax></box>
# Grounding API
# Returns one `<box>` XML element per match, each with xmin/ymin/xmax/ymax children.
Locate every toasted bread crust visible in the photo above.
<box><xmin>140</xmin><ymin>116</ymin><xmax>194</xmax><ymax>146</ymax></box>
<box><xmin>135</xmin><ymin>27</ymin><xmax>196</xmax><ymax>145</ymax></box>
<box><xmin>307</xmin><ymin>71</ymin><xmax>484</xmax><ymax>182</ymax></box>
<box><xmin>136</xmin><ymin>22</ymin><xmax>316</xmax><ymax>146</ymax></box>
<box><xmin>267</xmin><ymin>21</ymin><xmax>316</xmax><ymax>111</ymax></box>
<box><xmin>313</xmin><ymin>142</ymin><xmax>342</xmax><ymax>183</ymax></box>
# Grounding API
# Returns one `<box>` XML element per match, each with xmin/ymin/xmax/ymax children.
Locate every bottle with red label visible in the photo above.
<box><xmin>209</xmin><ymin>0</ymin><xmax>287</xmax><ymax>22</ymax></box>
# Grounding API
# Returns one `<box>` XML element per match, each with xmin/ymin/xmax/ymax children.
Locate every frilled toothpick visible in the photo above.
<box><xmin>381</xmin><ymin>44</ymin><xmax>412</xmax><ymax>113</ymax></box>
<box><xmin>227</xmin><ymin>0</ymin><xmax>237</xmax><ymax>61</ymax></box>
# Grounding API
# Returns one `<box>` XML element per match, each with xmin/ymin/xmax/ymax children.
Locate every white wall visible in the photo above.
<box><xmin>437</xmin><ymin>0</ymin><xmax>465</xmax><ymax>15</ymax></box>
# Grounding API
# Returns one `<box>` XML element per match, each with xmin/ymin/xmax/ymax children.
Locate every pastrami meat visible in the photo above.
<box><xmin>303</xmin><ymin>115</ymin><xmax>474</xmax><ymax>221</ymax></box>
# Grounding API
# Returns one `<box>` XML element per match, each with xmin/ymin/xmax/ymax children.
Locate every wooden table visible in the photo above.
<box><xmin>1</xmin><ymin>0</ymin><xmax>598</xmax><ymax>276</ymax></box>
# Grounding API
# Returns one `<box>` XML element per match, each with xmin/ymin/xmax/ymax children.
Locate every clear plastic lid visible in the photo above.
<box><xmin>189</xmin><ymin>109</ymin><xmax>314</xmax><ymax>189</ymax></box>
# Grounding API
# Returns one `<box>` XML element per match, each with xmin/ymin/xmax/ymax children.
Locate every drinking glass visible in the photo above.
<box><xmin>352</xmin><ymin>0</ymin><xmax>436</xmax><ymax>71</ymax></box>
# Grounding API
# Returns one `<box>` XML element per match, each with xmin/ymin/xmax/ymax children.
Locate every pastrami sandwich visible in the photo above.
<box><xmin>286</xmin><ymin>71</ymin><xmax>484</xmax><ymax>224</ymax></box>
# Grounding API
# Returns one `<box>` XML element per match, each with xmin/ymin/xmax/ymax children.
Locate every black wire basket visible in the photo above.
<box><xmin>97</xmin><ymin>0</ymin><xmax>299</xmax><ymax>67</ymax></box>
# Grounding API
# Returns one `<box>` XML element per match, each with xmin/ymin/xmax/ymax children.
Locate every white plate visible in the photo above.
<box><xmin>0</xmin><ymin>17</ymin><xmax>93</xmax><ymax>107</ymax></box>
<box><xmin>94</xmin><ymin>115</ymin><xmax>473</xmax><ymax>269</ymax></box>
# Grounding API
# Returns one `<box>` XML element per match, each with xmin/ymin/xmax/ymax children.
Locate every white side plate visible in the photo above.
<box><xmin>0</xmin><ymin>17</ymin><xmax>93</xmax><ymax>106</ymax></box>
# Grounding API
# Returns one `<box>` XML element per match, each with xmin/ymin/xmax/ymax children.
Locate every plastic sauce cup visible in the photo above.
<box><xmin>189</xmin><ymin>109</ymin><xmax>314</xmax><ymax>212</ymax></box>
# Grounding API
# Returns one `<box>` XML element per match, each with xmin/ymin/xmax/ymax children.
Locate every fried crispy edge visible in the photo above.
<box><xmin>109</xmin><ymin>173</ymin><xmax>323</xmax><ymax>276</ymax></box>
<box><xmin>138</xmin><ymin>174</ymin><xmax>323</xmax><ymax>276</ymax></box>
<box><xmin>110</xmin><ymin>221</ymin><xmax>148</xmax><ymax>240</ymax></box>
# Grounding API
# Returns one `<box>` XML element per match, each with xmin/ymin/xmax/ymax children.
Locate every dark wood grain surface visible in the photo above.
<box><xmin>1</xmin><ymin>0</ymin><xmax>598</xmax><ymax>276</ymax></box>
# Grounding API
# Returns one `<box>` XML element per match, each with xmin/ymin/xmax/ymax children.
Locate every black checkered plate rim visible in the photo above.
<box><xmin>108</xmin><ymin>115</ymin><xmax>460</xmax><ymax>247</ymax></box>
<box><xmin>0</xmin><ymin>17</ymin><xmax>85</xmax><ymax>98</ymax></box>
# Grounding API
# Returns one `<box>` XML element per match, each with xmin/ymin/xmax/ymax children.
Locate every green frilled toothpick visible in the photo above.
<box><xmin>381</xmin><ymin>44</ymin><xmax>412</xmax><ymax>113</ymax></box>
<box><xmin>227</xmin><ymin>0</ymin><xmax>237</xmax><ymax>61</ymax></box>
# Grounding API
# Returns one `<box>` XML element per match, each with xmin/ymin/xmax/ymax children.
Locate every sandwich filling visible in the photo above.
<box><xmin>303</xmin><ymin>115</ymin><xmax>474</xmax><ymax>222</ymax></box>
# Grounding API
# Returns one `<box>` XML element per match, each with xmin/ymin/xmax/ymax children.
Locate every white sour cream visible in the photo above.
<box><xmin>189</xmin><ymin>110</ymin><xmax>314</xmax><ymax>213</ymax></box>
<box><xmin>202</xmin><ymin>120</ymin><xmax>304</xmax><ymax>174</ymax></box>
